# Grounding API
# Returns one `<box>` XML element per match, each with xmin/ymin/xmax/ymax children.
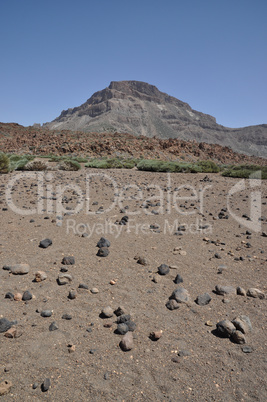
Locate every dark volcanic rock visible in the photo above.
<box><xmin>96</xmin><ymin>237</ymin><xmax>110</xmax><ymax>248</ymax></box>
<box><xmin>157</xmin><ymin>264</ymin><xmax>170</xmax><ymax>276</ymax></box>
<box><xmin>22</xmin><ymin>291</ymin><xmax>32</xmax><ymax>301</ymax></box>
<box><xmin>41</xmin><ymin>378</ymin><xmax>51</xmax><ymax>392</ymax></box>
<box><xmin>62</xmin><ymin>256</ymin><xmax>75</xmax><ymax>265</ymax></box>
<box><xmin>39</xmin><ymin>238</ymin><xmax>52</xmax><ymax>248</ymax></box>
<box><xmin>170</xmin><ymin>288</ymin><xmax>191</xmax><ymax>304</ymax></box>
<box><xmin>0</xmin><ymin>318</ymin><xmax>15</xmax><ymax>333</ymax></box>
<box><xmin>97</xmin><ymin>247</ymin><xmax>109</xmax><ymax>257</ymax></box>
<box><xmin>174</xmin><ymin>274</ymin><xmax>183</xmax><ymax>284</ymax></box>
<box><xmin>195</xmin><ymin>293</ymin><xmax>211</xmax><ymax>306</ymax></box>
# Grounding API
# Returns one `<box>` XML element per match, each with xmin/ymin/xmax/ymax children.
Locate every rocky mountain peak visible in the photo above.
<box><xmin>44</xmin><ymin>81</ymin><xmax>267</xmax><ymax>157</ymax></box>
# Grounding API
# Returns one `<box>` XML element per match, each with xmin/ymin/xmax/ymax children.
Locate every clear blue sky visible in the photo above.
<box><xmin>0</xmin><ymin>0</ymin><xmax>266</xmax><ymax>128</ymax></box>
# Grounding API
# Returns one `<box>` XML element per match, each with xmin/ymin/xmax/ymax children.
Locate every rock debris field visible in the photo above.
<box><xmin>0</xmin><ymin>169</ymin><xmax>266</xmax><ymax>401</ymax></box>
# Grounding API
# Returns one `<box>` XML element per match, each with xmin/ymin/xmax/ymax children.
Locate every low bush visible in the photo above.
<box><xmin>0</xmin><ymin>153</ymin><xmax>10</xmax><ymax>173</ymax></box>
<box><xmin>8</xmin><ymin>154</ymin><xmax>35</xmax><ymax>171</ymax></box>
<box><xmin>222</xmin><ymin>165</ymin><xmax>267</xmax><ymax>179</ymax></box>
<box><xmin>136</xmin><ymin>160</ymin><xmax>220</xmax><ymax>173</ymax></box>
<box><xmin>23</xmin><ymin>160</ymin><xmax>48</xmax><ymax>171</ymax></box>
<box><xmin>196</xmin><ymin>160</ymin><xmax>221</xmax><ymax>173</ymax></box>
<box><xmin>85</xmin><ymin>157</ymin><xmax>138</xmax><ymax>169</ymax></box>
<box><xmin>58</xmin><ymin>160</ymin><xmax>81</xmax><ymax>171</ymax></box>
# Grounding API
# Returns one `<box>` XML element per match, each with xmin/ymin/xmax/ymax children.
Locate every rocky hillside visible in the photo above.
<box><xmin>0</xmin><ymin>123</ymin><xmax>266</xmax><ymax>166</ymax></box>
<box><xmin>44</xmin><ymin>81</ymin><xmax>267</xmax><ymax>158</ymax></box>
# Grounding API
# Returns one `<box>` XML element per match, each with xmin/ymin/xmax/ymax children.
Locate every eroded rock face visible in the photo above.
<box><xmin>43</xmin><ymin>80</ymin><xmax>267</xmax><ymax>157</ymax></box>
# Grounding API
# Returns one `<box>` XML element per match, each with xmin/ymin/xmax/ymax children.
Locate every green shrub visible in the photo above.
<box><xmin>58</xmin><ymin>160</ymin><xmax>81</xmax><ymax>171</ymax></box>
<box><xmin>196</xmin><ymin>160</ymin><xmax>221</xmax><ymax>173</ymax></box>
<box><xmin>0</xmin><ymin>153</ymin><xmax>10</xmax><ymax>173</ymax></box>
<box><xmin>8</xmin><ymin>154</ymin><xmax>35</xmax><ymax>171</ymax></box>
<box><xmin>85</xmin><ymin>157</ymin><xmax>138</xmax><ymax>169</ymax></box>
<box><xmin>72</xmin><ymin>156</ymin><xmax>88</xmax><ymax>163</ymax></box>
<box><xmin>222</xmin><ymin>165</ymin><xmax>267</xmax><ymax>179</ymax></box>
<box><xmin>136</xmin><ymin>160</ymin><xmax>218</xmax><ymax>173</ymax></box>
<box><xmin>137</xmin><ymin>160</ymin><xmax>180</xmax><ymax>172</ymax></box>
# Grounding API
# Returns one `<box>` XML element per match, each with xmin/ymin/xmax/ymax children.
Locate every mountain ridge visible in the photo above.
<box><xmin>44</xmin><ymin>81</ymin><xmax>267</xmax><ymax>157</ymax></box>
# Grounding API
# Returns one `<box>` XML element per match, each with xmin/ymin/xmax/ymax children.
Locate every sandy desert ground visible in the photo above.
<box><xmin>0</xmin><ymin>168</ymin><xmax>266</xmax><ymax>401</ymax></box>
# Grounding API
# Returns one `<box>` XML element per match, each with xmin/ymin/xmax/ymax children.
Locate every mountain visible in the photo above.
<box><xmin>44</xmin><ymin>81</ymin><xmax>267</xmax><ymax>158</ymax></box>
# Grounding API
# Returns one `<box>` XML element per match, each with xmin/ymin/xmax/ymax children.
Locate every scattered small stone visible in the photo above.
<box><xmin>149</xmin><ymin>330</ymin><xmax>163</xmax><ymax>341</ymax></box>
<box><xmin>97</xmin><ymin>247</ymin><xmax>109</xmax><ymax>257</ymax></box>
<box><xmin>78</xmin><ymin>283</ymin><xmax>89</xmax><ymax>289</ymax></box>
<box><xmin>196</xmin><ymin>293</ymin><xmax>211</xmax><ymax>306</ymax></box>
<box><xmin>103</xmin><ymin>322</ymin><xmax>112</xmax><ymax>328</ymax></box>
<box><xmin>22</xmin><ymin>290</ymin><xmax>32</xmax><ymax>301</ymax></box>
<box><xmin>117</xmin><ymin>314</ymin><xmax>131</xmax><ymax>324</ymax></box>
<box><xmin>205</xmin><ymin>320</ymin><xmax>213</xmax><ymax>327</ymax></box>
<box><xmin>116</xmin><ymin>323</ymin><xmax>129</xmax><ymax>335</ymax></box>
<box><xmin>101</xmin><ymin>306</ymin><xmax>113</xmax><ymax>318</ymax></box>
<box><xmin>9</xmin><ymin>264</ymin><xmax>30</xmax><ymax>275</ymax></box>
<box><xmin>125</xmin><ymin>320</ymin><xmax>136</xmax><ymax>332</ymax></box>
<box><xmin>158</xmin><ymin>264</ymin><xmax>170</xmax><ymax>275</ymax></box>
<box><xmin>0</xmin><ymin>318</ymin><xmax>15</xmax><ymax>333</ymax></box>
<box><xmin>68</xmin><ymin>290</ymin><xmax>77</xmax><ymax>300</ymax></box>
<box><xmin>0</xmin><ymin>381</ymin><xmax>12</xmax><ymax>396</ymax></box>
<box><xmin>4</xmin><ymin>327</ymin><xmax>17</xmax><ymax>338</ymax></box>
<box><xmin>152</xmin><ymin>275</ymin><xmax>159</xmax><ymax>283</ymax></box>
<box><xmin>62</xmin><ymin>313</ymin><xmax>72</xmax><ymax>320</ymax></box>
<box><xmin>4</xmin><ymin>364</ymin><xmax>12</xmax><ymax>373</ymax></box>
<box><xmin>247</xmin><ymin>288</ymin><xmax>265</xmax><ymax>299</ymax></box>
<box><xmin>216</xmin><ymin>320</ymin><xmax>236</xmax><ymax>337</ymax></box>
<box><xmin>169</xmin><ymin>287</ymin><xmax>191</xmax><ymax>304</ymax></box>
<box><xmin>41</xmin><ymin>378</ymin><xmax>51</xmax><ymax>392</ymax></box>
<box><xmin>39</xmin><ymin>239</ymin><xmax>52</xmax><ymax>248</ymax></box>
<box><xmin>214</xmin><ymin>253</ymin><xmax>221</xmax><ymax>259</ymax></box>
<box><xmin>174</xmin><ymin>274</ymin><xmax>183</xmax><ymax>284</ymax></box>
<box><xmin>217</xmin><ymin>265</ymin><xmax>228</xmax><ymax>274</ymax></box>
<box><xmin>166</xmin><ymin>299</ymin><xmax>180</xmax><ymax>310</ymax></box>
<box><xmin>5</xmin><ymin>292</ymin><xmax>14</xmax><ymax>300</ymax></box>
<box><xmin>114</xmin><ymin>306</ymin><xmax>126</xmax><ymax>316</ymax></box>
<box><xmin>96</xmin><ymin>237</ymin><xmax>110</xmax><ymax>248</ymax></box>
<box><xmin>57</xmin><ymin>273</ymin><xmax>72</xmax><ymax>285</ymax></box>
<box><xmin>178</xmin><ymin>350</ymin><xmax>191</xmax><ymax>357</ymax></box>
<box><xmin>90</xmin><ymin>287</ymin><xmax>99</xmax><ymax>294</ymax></box>
<box><xmin>62</xmin><ymin>256</ymin><xmax>75</xmax><ymax>265</ymax></box>
<box><xmin>215</xmin><ymin>285</ymin><xmax>236</xmax><ymax>296</ymax></box>
<box><xmin>236</xmin><ymin>286</ymin><xmax>246</xmax><ymax>296</ymax></box>
<box><xmin>242</xmin><ymin>346</ymin><xmax>253</xmax><ymax>353</ymax></box>
<box><xmin>68</xmin><ymin>344</ymin><xmax>76</xmax><ymax>353</ymax></box>
<box><xmin>49</xmin><ymin>322</ymin><xmax>58</xmax><ymax>331</ymax></box>
<box><xmin>171</xmin><ymin>357</ymin><xmax>180</xmax><ymax>363</ymax></box>
<box><xmin>179</xmin><ymin>250</ymin><xmax>187</xmax><ymax>256</ymax></box>
<box><xmin>41</xmin><ymin>310</ymin><xmax>53</xmax><ymax>317</ymax></box>
<box><xmin>231</xmin><ymin>330</ymin><xmax>246</xmax><ymax>344</ymax></box>
<box><xmin>119</xmin><ymin>331</ymin><xmax>134</xmax><ymax>351</ymax></box>
<box><xmin>35</xmin><ymin>271</ymin><xmax>47</xmax><ymax>282</ymax></box>
<box><xmin>232</xmin><ymin>315</ymin><xmax>252</xmax><ymax>334</ymax></box>
<box><xmin>14</xmin><ymin>293</ymin><xmax>23</xmax><ymax>301</ymax></box>
<box><xmin>222</xmin><ymin>298</ymin><xmax>231</xmax><ymax>304</ymax></box>
<box><xmin>137</xmin><ymin>256</ymin><xmax>148</xmax><ymax>265</ymax></box>
<box><xmin>60</xmin><ymin>267</ymin><xmax>68</xmax><ymax>273</ymax></box>
<box><xmin>32</xmin><ymin>382</ymin><xmax>38</xmax><ymax>389</ymax></box>
<box><xmin>104</xmin><ymin>373</ymin><xmax>109</xmax><ymax>380</ymax></box>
